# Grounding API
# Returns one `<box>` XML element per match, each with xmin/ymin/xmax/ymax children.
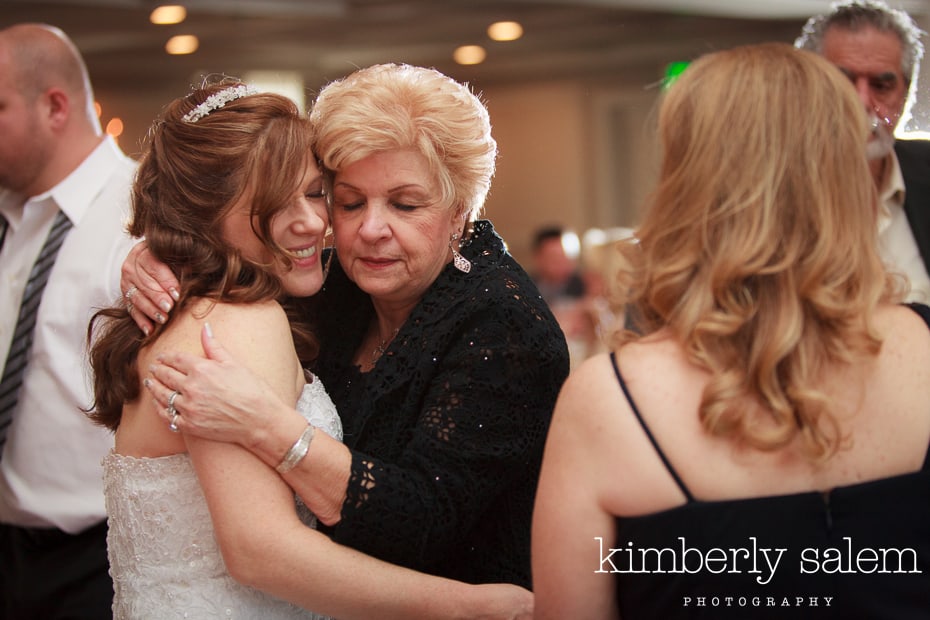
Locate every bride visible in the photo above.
<box><xmin>87</xmin><ymin>81</ymin><xmax>530</xmax><ymax>619</ymax></box>
<box><xmin>87</xmin><ymin>81</ymin><xmax>338</xmax><ymax>619</ymax></box>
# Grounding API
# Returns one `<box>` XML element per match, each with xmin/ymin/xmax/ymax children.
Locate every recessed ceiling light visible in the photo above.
<box><xmin>150</xmin><ymin>5</ymin><xmax>187</xmax><ymax>25</ymax></box>
<box><xmin>453</xmin><ymin>45</ymin><xmax>486</xmax><ymax>65</ymax></box>
<box><xmin>165</xmin><ymin>35</ymin><xmax>199</xmax><ymax>55</ymax></box>
<box><xmin>487</xmin><ymin>21</ymin><xmax>523</xmax><ymax>42</ymax></box>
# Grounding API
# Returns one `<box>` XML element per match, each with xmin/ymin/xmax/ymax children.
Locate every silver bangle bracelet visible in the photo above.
<box><xmin>275</xmin><ymin>423</ymin><xmax>315</xmax><ymax>474</ymax></box>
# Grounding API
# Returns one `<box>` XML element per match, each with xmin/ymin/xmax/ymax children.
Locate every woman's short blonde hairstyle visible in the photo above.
<box><xmin>614</xmin><ymin>42</ymin><xmax>901</xmax><ymax>459</ymax></box>
<box><xmin>310</xmin><ymin>63</ymin><xmax>497</xmax><ymax>223</ymax></box>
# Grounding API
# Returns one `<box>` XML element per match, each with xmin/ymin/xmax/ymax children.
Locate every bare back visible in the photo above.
<box><xmin>532</xmin><ymin>303</ymin><xmax>930</xmax><ymax>619</ymax></box>
<box><xmin>601</xmin><ymin>302</ymin><xmax>930</xmax><ymax>516</ymax></box>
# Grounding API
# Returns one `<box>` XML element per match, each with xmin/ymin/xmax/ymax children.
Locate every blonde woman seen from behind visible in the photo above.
<box><xmin>532</xmin><ymin>43</ymin><xmax>930</xmax><ymax>619</ymax></box>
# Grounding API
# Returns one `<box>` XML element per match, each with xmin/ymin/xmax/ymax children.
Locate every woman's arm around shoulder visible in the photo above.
<box><xmin>179</xmin><ymin>302</ymin><xmax>533</xmax><ymax>619</ymax></box>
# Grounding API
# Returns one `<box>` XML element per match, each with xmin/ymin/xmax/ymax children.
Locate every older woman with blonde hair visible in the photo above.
<box><xmin>533</xmin><ymin>42</ymin><xmax>930</xmax><ymax>619</ymax></box>
<box><xmin>123</xmin><ymin>63</ymin><xmax>567</xmax><ymax>600</ymax></box>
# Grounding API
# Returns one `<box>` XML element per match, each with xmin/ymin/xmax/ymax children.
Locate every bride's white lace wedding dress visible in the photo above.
<box><xmin>103</xmin><ymin>377</ymin><xmax>342</xmax><ymax>619</ymax></box>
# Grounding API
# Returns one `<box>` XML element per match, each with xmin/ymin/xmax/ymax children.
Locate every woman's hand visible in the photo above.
<box><xmin>144</xmin><ymin>324</ymin><xmax>283</xmax><ymax>449</ymax></box>
<box><xmin>121</xmin><ymin>241</ymin><xmax>180</xmax><ymax>334</ymax></box>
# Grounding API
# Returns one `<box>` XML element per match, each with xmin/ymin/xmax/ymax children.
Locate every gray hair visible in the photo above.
<box><xmin>795</xmin><ymin>0</ymin><xmax>924</xmax><ymax>84</ymax></box>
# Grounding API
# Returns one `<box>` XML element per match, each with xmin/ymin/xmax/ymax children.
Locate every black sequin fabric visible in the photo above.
<box><xmin>309</xmin><ymin>220</ymin><xmax>569</xmax><ymax>587</ymax></box>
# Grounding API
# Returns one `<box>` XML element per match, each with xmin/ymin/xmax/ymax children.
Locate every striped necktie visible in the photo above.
<box><xmin>0</xmin><ymin>209</ymin><xmax>74</xmax><ymax>456</ymax></box>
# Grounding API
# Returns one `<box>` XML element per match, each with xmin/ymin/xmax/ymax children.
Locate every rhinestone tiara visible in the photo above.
<box><xmin>181</xmin><ymin>85</ymin><xmax>259</xmax><ymax>123</ymax></box>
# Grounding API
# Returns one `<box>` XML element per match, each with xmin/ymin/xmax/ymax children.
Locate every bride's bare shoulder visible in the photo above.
<box><xmin>148</xmin><ymin>298</ymin><xmax>292</xmax><ymax>358</ymax></box>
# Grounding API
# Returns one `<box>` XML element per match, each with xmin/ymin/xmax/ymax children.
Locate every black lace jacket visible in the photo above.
<box><xmin>307</xmin><ymin>220</ymin><xmax>569</xmax><ymax>587</ymax></box>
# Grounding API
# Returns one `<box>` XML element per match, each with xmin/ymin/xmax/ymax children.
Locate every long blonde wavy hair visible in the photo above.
<box><xmin>613</xmin><ymin>43</ymin><xmax>902</xmax><ymax>460</ymax></box>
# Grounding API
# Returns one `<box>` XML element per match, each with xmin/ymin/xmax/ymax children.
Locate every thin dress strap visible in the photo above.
<box><xmin>610</xmin><ymin>352</ymin><xmax>695</xmax><ymax>502</ymax></box>
<box><xmin>907</xmin><ymin>302</ymin><xmax>930</xmax><ymax>329</ymax></box>
<box><xmin>907</xmin><ymin>303</ymin><xmax>930</xmax><ymax>472</ymax></box>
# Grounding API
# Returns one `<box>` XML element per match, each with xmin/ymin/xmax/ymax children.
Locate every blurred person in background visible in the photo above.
<box><xmin>530</xmin><ymin>225</ymin><xmax>587</xmax><ymax>306</ymax></box>
<box><xmin>530</xmin><ymin>226</ymin><xmax>595</xmax><ymax>364</ymax></box>
<box><xmin>797</xmin><ymin>0</ymin><xmax>930</xmax><ymax>303</ymax></box>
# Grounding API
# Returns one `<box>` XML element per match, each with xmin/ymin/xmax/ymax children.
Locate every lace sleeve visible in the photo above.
<box><xmin>332</xmin><ymin>298</ymin><xmax>568</xmax><ymax>574</ymax></box>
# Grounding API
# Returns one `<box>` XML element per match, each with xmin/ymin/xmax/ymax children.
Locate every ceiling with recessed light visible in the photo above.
<box><xmin>4</xmin><ymin>0</ymin><xmax>929</xmax><ymax>147</ymax></box>
<box><xmin>10</xmin><ymin>0</ymin><xmax>929</xmax><ymax>97</ymax></box>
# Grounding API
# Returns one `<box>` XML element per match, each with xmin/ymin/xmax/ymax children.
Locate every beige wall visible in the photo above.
<box><xmin>906</xmin><ymin>11</ymin><xmax>930</xmax><ymax>134</ymax></box>
<box><xmin>481</xmin><ymin>81</ymin><xmax>590</xmax><ymax>264</ymax></box>
<box><xmin>481</xmin><ymin>79</ymin><xmax>661</xmax><ymax>267</ymax></box>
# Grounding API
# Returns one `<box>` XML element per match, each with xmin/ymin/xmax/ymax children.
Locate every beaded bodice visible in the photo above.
<box><xmin>103</xmin><ymin>379</ymin><xmax>341</xmax><ymax>619</ymax></box>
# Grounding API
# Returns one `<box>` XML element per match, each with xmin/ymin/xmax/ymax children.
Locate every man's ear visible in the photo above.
<box><xmin>43</xmin><ymin>88</ymin><xmax>70</xmax><ymax>130</ymax></box>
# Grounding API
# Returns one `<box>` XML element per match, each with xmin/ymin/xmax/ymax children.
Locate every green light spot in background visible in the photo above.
<box><xmin>663</xmin><ymin>61</ymin><xmax>690</xmax><ymax>89</ymax></box>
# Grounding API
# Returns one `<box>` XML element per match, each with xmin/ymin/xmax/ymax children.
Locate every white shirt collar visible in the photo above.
<box><xmin>877</xmin><ymin>150</ymin><xmax>906</xmax><ymax>234</ymax></box>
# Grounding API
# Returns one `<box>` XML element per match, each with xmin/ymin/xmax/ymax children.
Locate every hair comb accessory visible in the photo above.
<box><xmin>182</xmin><ymin>85</ymin><xmax>259</xmax><ymax>123</ymax></box>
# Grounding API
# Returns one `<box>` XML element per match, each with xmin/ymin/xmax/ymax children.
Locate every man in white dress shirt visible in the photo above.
<box><xmin>797</xmin><ymin>0</ymin><xmax>930</xmax><ymax>303</ymax></box>
<box><xmin>0</xmin><ymin>23</ymin><xmax>136</xmax><ymax>619</ymax></box>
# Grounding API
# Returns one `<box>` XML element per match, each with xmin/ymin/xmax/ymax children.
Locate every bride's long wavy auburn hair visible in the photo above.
<box><xmin>88</xmin><ymin>80</ymin><xmax>319</xmax><ymax>431</ymax></box>
<box><xmin>611</xmin><ymin>43</ymin><xmax>903</xmax><ymax>460</ymax></box>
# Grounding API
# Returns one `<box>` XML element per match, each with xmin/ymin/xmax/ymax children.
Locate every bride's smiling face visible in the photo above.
<box><xmin>221</xmin><ymin>158</ymin><xmax>330</xmax><ymax>299</ymax></box>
